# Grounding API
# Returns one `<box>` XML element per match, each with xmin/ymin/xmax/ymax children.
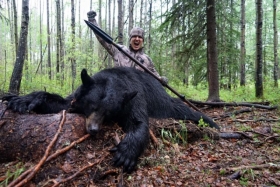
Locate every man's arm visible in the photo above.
<box><xmin>87</xmin><ymin>11</ymin><xmax>116</xmax><ymax>57</ymax></box>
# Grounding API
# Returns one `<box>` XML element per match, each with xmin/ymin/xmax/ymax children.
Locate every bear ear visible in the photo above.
<box><xmin>81</xmin><ymin>69</ymin><xmax>93</xmax><ymax>86</ymax></box>
<box><xmin>123</xmin><ymin>91</ymin><xmax>138</xmax><ymax>104</ymax></box>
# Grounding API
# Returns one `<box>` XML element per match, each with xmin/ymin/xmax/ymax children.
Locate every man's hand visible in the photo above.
<box><xmin>87</xmin><ymin>10</ymin><xmax>96</xmax><ymax>19</ymax></box>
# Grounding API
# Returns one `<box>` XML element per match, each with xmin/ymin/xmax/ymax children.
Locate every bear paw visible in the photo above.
<box><xmin>2</xmin><ymin>95</ymin><xmax>30</xmax><ymax>113</ymax></box>
<box><xmin>110</xmin><ymin>144</ymin><xmax>139</xmax><ymax>173</ymax></box>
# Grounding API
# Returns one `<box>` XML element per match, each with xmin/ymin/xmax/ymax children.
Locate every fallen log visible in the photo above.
<box><xmin>0</xmin><ymin>102</ymin><xmax>87</xmax><ymax>162</ymax></box>
<box><xmin>189</xmin><ymin>100</ymin><xmax>278</xmax><ymax>110</ymax></box>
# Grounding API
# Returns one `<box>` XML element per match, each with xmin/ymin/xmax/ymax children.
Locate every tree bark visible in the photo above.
<box><xmin>255</xmin><ymin>0</ymin><xmax>263</xmax><ymax>98</ymax></box>
<box><xmin>128</xmin><ymin>0</ymin><xmax>134</xmax><ymax>32</ymax></box>
<box><xmin>9</xmin><ymin>0</ymin><xmax>29</xmax><ymax>95</ymax></box>
<box><xmin>273</xmin><ymin>0</ymin><xmax>278</xmax><ymax>87</ymax></box>
<box><xmin>117</xmin><ymin>0</ymin><xmax>123</xmax><ymax>45</ymax></box>
<box><xmin>89</xmin><ymin>0</ymin><xmax>93</xmax><ymax>53</ymax></box>
<box><xmin>98</xmin><ymin>0</ymin><xmax>103</xmax><ymax>60</ymax></box>
<box><xmin>55</xmin><ymin>0</ymin><xmax>61</xmax><ymax>74</ymax></box>
<box><xmin>107</xmin><ymin>0</ymin><xmax>112</xmax><ymax>68</ymax></box>
<box><xmin>7</xmin><ymin>0</ymin><xmax>15</xmax><ymax>59</ymax></box>
<box><xmin>60</xmin><ymin>0</ymin><xmax>65</xmax><ymax>81</ymax></box>
<box><xmin>0</xmin><ymin>103</ymin><xmax>86</xmax><ymax>162</ymax></box>
<box><xmin>71</xmin><ymin>0</ymin><xmax>76</xmax><ymax>92</ymax></box>
<box><xmin>240</xmin><ymin>0</ymin><xmax>246</xmax><ymax>86</ymax></box>
<box><xmin>12</xmin><ymin>0</ymin><xmax>18</xmax><ymax>53</ymax></box>
<box><xmin>47</xmin><ymin>0</ymin><xmax>52</xmax><ymax>79</ymax></box>
<box><xmin>140</xmin><ymin>0</ymin><xmax>143</xmax><ymax>28</ymax></box>
<box><xmin>206</xmin><ymin>0</ymin><xmax>220</xmax><ymax>102</ymax></box>
<box><xmin>148</xmin><ymin>1</ymin><xmax>152</xmax><ymax>53</ymax></box>
<box><xmin>39</xmin><ymin>0</ymin><xmax>43</xmax><ymax>73</ymax></box>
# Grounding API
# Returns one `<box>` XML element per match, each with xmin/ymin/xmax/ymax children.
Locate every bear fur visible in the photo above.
<box><xmin>3</xmin><ymin>67</ymin><xmax>219</xmax><ymax>173</ymax></box>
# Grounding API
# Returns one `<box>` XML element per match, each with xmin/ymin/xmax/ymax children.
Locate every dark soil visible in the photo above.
<box><xmin>0</xmin><ymin>105</ymin><xmax>280</xmax><ymax>187</ymax></box>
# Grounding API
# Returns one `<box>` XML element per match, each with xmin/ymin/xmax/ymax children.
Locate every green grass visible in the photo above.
<box><xmin>1</xmin><ymin>66</ymin><xmax>280</xmax><ymax>106</ymax></box>
<box><xmin>167</xmin><ymin>80</ymin><xmax>280</xmax><ymax>105</ymax></box>
<box><xmin>0</xmin><ymin>163</ymin><xmax>25</xmax><ymax>187</ymax></box>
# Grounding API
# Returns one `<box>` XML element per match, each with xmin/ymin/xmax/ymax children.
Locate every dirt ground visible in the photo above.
<box><xmin>0</xmin><ymin>104</ymin><xmax>280</xmax><ymax>187</ymax></box>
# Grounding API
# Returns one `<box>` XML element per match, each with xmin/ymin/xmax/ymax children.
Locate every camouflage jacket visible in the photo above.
<box><xmin>88</xmin><ymin>17</ymin><xmax>160</xmax><ymax>78</ymax></box>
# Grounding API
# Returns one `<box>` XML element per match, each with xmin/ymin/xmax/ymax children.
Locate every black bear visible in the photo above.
<box><xmin>3</xmin><ymin>67</ymin><xmax>219</xmax><ymax>173</ymax></box>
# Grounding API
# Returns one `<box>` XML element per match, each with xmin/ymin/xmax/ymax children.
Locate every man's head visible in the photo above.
<box><xmin>129</xmin><ymin>27</ymin><xmax>144</xmax><ymax>51</ymax></box>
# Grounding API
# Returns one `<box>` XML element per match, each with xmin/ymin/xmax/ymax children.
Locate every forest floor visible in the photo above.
<box><xmin>0</xmin><ymin>104</ymin><xmax>280</xmax><ymax>187</ymax></box>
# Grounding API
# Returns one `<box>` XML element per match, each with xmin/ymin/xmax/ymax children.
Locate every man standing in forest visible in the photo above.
<box><xmin>87</xmin><ymin>10</ymin><xmax>168</xmax><ymax>84</ymax></box>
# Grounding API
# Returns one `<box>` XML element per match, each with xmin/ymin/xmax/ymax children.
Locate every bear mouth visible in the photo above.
<box><xmin>85</xmin><ymin>113</ymin><xmax>104</xmax><ymax>135</ymax></box>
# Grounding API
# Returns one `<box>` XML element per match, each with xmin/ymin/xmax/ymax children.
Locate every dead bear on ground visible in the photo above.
<box><xmin>2</xmin><ymin>67</ymin><xmax>219</xmax><ymax>173</ymax></box>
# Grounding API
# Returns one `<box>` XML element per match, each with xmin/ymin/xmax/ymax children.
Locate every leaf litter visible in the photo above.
<box><xmin>0</xmin><ymin>105</ymin><xmax>279</xmax><ymax>187</ymax></box>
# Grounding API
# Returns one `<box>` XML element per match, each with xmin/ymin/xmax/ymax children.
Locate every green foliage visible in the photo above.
<box><xmin>165</xmin><ymin>79</ymin><xmax>280</xmax><ymax>104</ymax></box>
<box><xmin>160</xmin><ymin>121</ymin><xmax>188</xmax><ymax>145</ymax></box>
<box><xmin>239</xmin><ymin>176</ymin><xmax>249</xmax><ymax>186</ymax></box>
<box><xmin>219</xmin><ymin>169</ymin><xmax>226</xmax><ymax>175</ymax></box>
<box><xmin>0</xmin><ymin>162</ymin><xmax>25</xmax><ymax>187</ymax></box>
<box><xmin>198</xmin><ymin>118</ymin><xmax>209</xmax><ymax>128</ymax></box>
<box><xmin>237</xmin><ymin>125</ymin><xmax>252</xmax><ymax>132</ymax></box>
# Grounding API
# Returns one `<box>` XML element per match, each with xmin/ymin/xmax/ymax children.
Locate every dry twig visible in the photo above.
<box><xmin>149</xmin><ymin>129</ymin><xmax>159</xmax><ymax>146</ymax></box>
<box><xmin>51</xmin><ymin>153</ymin><xmax>110</xmax><ymax>187</ymax></box>
<box><xmin>46</xmin><ymin>134</ymin><xmax>90</xmax><ymax>162</ymax></box>
<box><xmin>228</xmin><ymin>163</ymin><xmax>280</xmax><ymax>171</ymax></box>
<box><xmin>230</xmin><ymin>118</ymin><xmax>280</xmax><ymax>123</ymax></box>
<box><xmin>265</xmin><ymin>135</ymin><xmax>280</xmax><ymax>142</ymax></box>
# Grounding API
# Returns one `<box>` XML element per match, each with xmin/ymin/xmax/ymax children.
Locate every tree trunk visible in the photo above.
<box><xmin>60</xmin><ymin>0</ymin><xmax>65</xmax><ymax>81</ymax></box>
<box><xmin>47</xmin><ymin>0</ymin><xmax>52</xmax><ymax>79</ymax></box>
<box><xmin>12</xmin><ymin>0</ymin><xmax>18</xmax><ymax>53</ymax></box>
<box><xmin>240</xmin><ymin>0</ymin><xmax>246</xmax><ymax>86</ymax></box>
<box><xmin>273</xmin><ymin>0</ymin><xmax>278</xmax><ymax>87</ymax></box>
<box><xmin>39</xmin><ymin>0</ymin><xmax>43</xmax><ymax>73</ymax></box>
<box><xmin>89</xmin><ymin>0</ymin><xmax>93</xmax><ymax>53</ymax></box>
<box><xmin>107</xmin><ymin>0</ymin><xmax>112</xmax><ymax>68</ymax></box>
<box><xmin>255</xmin><ymin>0</ymin><xmax>263</xmax><ymax>98</ymax></box>
<box><xmin>227</xmin><ymin>0</ymin><xmax>234</xmax><ymax>90</ymax></box>
<box><xmin>117</xmin><ymin>0</ymin><xmax>123</xmax><ymax>45</ymax></box>
<box><xmin>7</xmin><ymin>0</ymin><xmax>15</xmax><ymax>59</ymax></box>
<box><xmin>112</xmin><ymin>0</ymin><xmax>115</xmax><ymax>39</ymax></box>
<box><xmin>148</xmin><ymin>1</ymin><xmax>152</xmax><ymax>53</ymax></box>
<box><xmin>0</xmin><ymin>103</ymin><xmax>86</xmax><ymax>162</ymax></box>
<box><xmin>55</xmin><ymin>0</ymin><xmax>61</xmax><ymax>74</ymax></box>
<box><xmin>128</xmin><ymin>0</ymin><xmax>134</xmax><ymax>32</ymax></box>
<box><xmin>9</xmin><ymin>0</ymin><xmax>29</xmax><ymax>95</ymax></box>
<box><xmin>140</xmin><ymin>0</ymin><xmax>143</xmax><ymax>28</ymax></box>
<box><xmin>98</xmin><ymin>0</ymin><xmax>103</xmax><ymax>60</ymax></box>
<box><xmin>71</xmin><ymin>0</ymin><xmax>76</xmax><ymax>92</ymax></box>
<box><xmin>206</xmin><ymin>0</ymin><xmax>220</xmax><ymax>102</ymax></box>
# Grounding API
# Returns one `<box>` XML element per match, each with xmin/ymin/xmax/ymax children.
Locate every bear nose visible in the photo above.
<box><xmin>87</xmin><ymin>124</ymin><xmax>99</xmax><ymax>135</ymax></box>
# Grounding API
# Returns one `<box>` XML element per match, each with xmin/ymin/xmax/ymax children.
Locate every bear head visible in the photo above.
<box><xmin>72</xmin><ymin>69</ymin><xmax>137</xmax><ymax>135</ymax></box>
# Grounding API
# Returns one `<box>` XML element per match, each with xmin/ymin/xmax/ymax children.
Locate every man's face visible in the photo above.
<box><xmin>130</xmin><ymin>36</ymin><xmax>143</xmax><ymax>51</ymax></box>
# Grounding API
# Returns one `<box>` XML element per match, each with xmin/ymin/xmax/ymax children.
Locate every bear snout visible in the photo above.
<box><xmin>85</xmin><ymin>113</ymin><xmax>103</xmax><ymax>135</ymax></box>
<box><xmin>87</xmin><ymin>125</ymin><xmax>99</xmax><ymax>135</ymax></box>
